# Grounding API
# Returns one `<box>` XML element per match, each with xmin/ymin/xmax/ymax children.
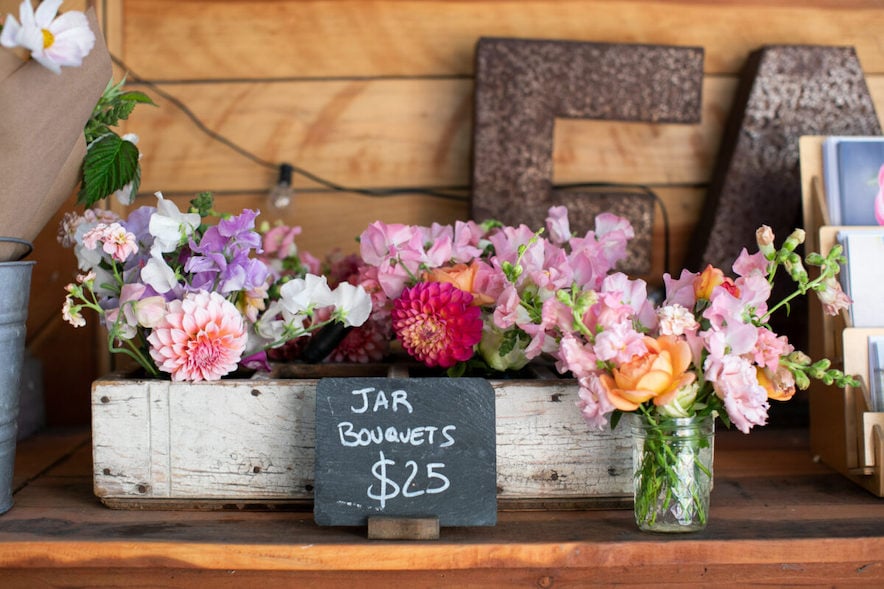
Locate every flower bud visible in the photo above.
<box><xmin>784</xmin><ymin>253</ymin><xmax>808</xmax><ymax>284</ymax></box>
<box><xmin>756</xmin><ymin>225</ymin><xmax>776</xmax><ymax>259</ymax></box>
<box><xmin>479</xmin><ymin>322</ymin><xmax>529</xmax><ymax>372</ymax></box>
<box><xmin>782</xmin><ymin>228</ymin><xmax>806</xmax><ymax>252</ymax></box>
<box><xmin>657</xmin><ymin>382</ymin><xmax>699</xmax><ymax>418</ymax></box>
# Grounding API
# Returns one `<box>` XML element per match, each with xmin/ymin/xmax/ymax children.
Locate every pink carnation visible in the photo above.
<box><xmin>147</xmin><ymin>291</ymin><xmax>248</xmax><ymax>381</ymax></box>
<box><xmin>391</xmin><ymin>281</ymin><xmax>482</xmax><ymax>368</ymax></box>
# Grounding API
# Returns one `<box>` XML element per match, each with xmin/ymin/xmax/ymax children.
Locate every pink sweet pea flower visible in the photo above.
<box><xmin>545</xmin><ymin>205</ymin><xmax>571</xmax><ymax>245</ymax></box>
<box><xmin>358</xmin><ymin>221</ymin><xmax>415</xmax><ymax>266</ymax></box>
<box><xmin>732</xmin><ymin>248</ymin><xmax>770</xmax><ymax>278</ymax></box>
<box><xmin>262</xmin><ymin>225</ymin><xmax>302</xmax><ymax>260</ymax></box>
<box><xmin>451</xmin><ymin>220</ymin><xmax>485</xmax><ymax>262</ymax></box>
<box><xmin>663</xmin><ymin>269</ymin><xmax>698</xmax><ymax>309</ymax></box>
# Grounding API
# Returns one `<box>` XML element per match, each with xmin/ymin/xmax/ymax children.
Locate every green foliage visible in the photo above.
<box><xmin>78</xmin><ymin>77</ymin><xmax>155</xmax><ymax>207</ymax></box>
<box><xmin>189</xmin><ymin>192</ymin><xmax>216</xmax><ymax>218</ymax></box>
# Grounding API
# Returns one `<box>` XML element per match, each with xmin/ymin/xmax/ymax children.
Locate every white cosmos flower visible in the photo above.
<box><xmin>148</xmin><ymin>192</ymin><xmax>201</xmax><ymax>256</ymax></box>
<box><xmin>330</xmin><ymin>282</ymin><xmax>372</xmax><ymax>327</ymax></box>
<box><xmin>1</xmin><ymin>0</ymin><xmax>96</xmax><ymax>74</ymax></box>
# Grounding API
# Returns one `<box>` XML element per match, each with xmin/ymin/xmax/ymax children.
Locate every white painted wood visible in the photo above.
<box><xmin>92</xmin><ymin>372</ymin><xmax>632</xmax><ymax>505</ymax></box>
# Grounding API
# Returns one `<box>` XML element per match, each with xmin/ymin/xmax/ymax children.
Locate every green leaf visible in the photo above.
<box><xmin>446</xmin><ymin>362</ymin><xmax>467</xmax><ymax>378</ymax></box>
<box><xmin>120</xmin><ymin>90</ymin><xmax>156</xmax><ymax>105</ymax></box>
<box><xmin>78</xmin><ymin>135</ymin><xmax>140</xmax><ymax>207</ymax></box>
<box><xmin>111</xmin><ymin>100</ymin><xmax>137</xmax><ymax>122</ymax></box>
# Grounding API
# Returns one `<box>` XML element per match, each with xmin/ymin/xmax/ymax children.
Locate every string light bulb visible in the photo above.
<box><xmin>268</xmin><ymin>163</ymin><xmax>294</xmax><ymax>208</ymax></box>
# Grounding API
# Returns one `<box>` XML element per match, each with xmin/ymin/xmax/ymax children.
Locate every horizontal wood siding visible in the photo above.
<box><xmin>121</xmin><ymin>0</ymin><xmax>884</xmax><ymax>78</ymax></box>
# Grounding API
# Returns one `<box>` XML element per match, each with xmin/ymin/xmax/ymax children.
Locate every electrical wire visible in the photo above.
<box><xmin>109</xmin><ymin>53</ymin><xmax>671</xmax><ymax>273</ymax></box>
<box><xmin>111</xmin><ymin>54</ymin><xmax>470</xmax><ymax>201</ymax></box>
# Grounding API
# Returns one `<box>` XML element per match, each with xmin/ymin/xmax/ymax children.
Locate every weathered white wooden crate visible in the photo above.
<box><xmin>92</xmin><ymin>365</ymin><xmax>632</xmax><ymax>509</ymax></box>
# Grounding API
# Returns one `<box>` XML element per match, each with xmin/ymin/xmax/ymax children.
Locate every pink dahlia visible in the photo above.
<box><xmin>147</xmin><ymin>291</ymin><xmax>248</xmax><ymax>381</ymax></box>
<box><xmin>391</xmin><ymin>281</ymin><xmax>483</xmax><ymax>368</ymax></box>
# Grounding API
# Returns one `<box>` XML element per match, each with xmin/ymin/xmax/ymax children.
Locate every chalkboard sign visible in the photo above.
<box><xmin>314</xmin><ymin>377</ymin><xmax>497</xmax><ymax>527</ymax></box>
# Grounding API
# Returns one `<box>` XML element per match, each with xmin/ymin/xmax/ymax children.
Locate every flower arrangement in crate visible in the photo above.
<box><xmin>59</xmin><ymin>192</ymin><xmax>371</xmax><ymax>381</ymax></box>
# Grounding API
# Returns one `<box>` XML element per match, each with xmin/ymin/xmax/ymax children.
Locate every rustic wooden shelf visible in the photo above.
<box><xmin>1</xmin><ymin>427</ymin><xmax>883</xmax><ymax>587</ymax></box>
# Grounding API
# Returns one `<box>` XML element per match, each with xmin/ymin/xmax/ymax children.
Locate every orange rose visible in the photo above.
<box><xmin>423</xmin><ymin>261</ymin><xmax>494</xmax><ymax>306</ymax></box>
<box><xmin>599</xmin><ymin>335</ymin><xmax>696</xmax><ymax>411</ymax></box>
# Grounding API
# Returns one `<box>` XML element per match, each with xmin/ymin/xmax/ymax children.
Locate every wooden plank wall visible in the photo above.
<box><xmin>11</xmin><ymin>0</ymin><xmax>884</xmax><ymax>425</ymax></box>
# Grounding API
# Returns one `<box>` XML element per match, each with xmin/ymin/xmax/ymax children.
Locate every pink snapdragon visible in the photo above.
<box><xmin>817</xmin><ymin>276</ymin><xmax>851</xmax><ymax>316</ymax></box>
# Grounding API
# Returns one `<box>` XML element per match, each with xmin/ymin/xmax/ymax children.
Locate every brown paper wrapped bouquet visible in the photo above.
<box><xmin>0</xmin><ymin>1</ymin><xmax>131</xmax><ymax>261</ymax></box>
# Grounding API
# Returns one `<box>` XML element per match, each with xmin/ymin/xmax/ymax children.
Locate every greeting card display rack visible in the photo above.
<box><xmin>799</xmin><ymin>135</ymin><xmax>884</xmax><ymax>497</ymax></box>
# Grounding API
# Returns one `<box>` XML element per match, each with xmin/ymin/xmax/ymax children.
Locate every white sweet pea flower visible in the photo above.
<box><xmin>148</xmin><ymin>192</ymin><xmax>201</xmax><ymax>256</ymax></box>
<box><xmin>1</xmin><ymin>0</ymin><xmax>96</xmax><ymax>74</ymax></box>
<box><xmin>279</xmin><ymin>274</ymin><xmax>335</xmax><ymax>315</ymax></box>
<box><xmin>254</xmin><ymin>301</ymin><xmax>289</xmax><ymax>343</ymax></box>
<box><xmin>141</xmin><ymin>254</ymin><xmax>179</xmax><ymax>294</ymax></box>
<box><xmin>330</xmin><ymin>282</ymin><xmax>372</xmax><ymax>327</ymax></box>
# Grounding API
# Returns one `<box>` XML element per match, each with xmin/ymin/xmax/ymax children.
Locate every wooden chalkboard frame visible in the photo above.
<box><xmin>313</xmin><ymin>377</ymin><xmax>498</xmax><ymax>527</ymax></box>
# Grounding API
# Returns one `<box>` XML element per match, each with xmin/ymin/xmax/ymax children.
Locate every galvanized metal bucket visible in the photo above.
<box><xmin>0</xmin><ymin>238</ymin><xmax>35</xmax><ymax>515</ymax></box>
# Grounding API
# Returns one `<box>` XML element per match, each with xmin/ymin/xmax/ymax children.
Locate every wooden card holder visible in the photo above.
<box><xmin>367</xmin><ymin>517</ymin><xmax>440</xmax><ymax>541</ymax></box>
<box><xmin>799</xmin><ymin>136</ymin><xmax>884</xmax><ymax>497</ymax></box>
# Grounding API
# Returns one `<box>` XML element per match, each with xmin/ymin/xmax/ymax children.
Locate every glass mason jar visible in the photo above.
<box><xmin>630</xmin><ymin>413</ymin><xmax>715</xmax><ymax>533</ymax></box>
